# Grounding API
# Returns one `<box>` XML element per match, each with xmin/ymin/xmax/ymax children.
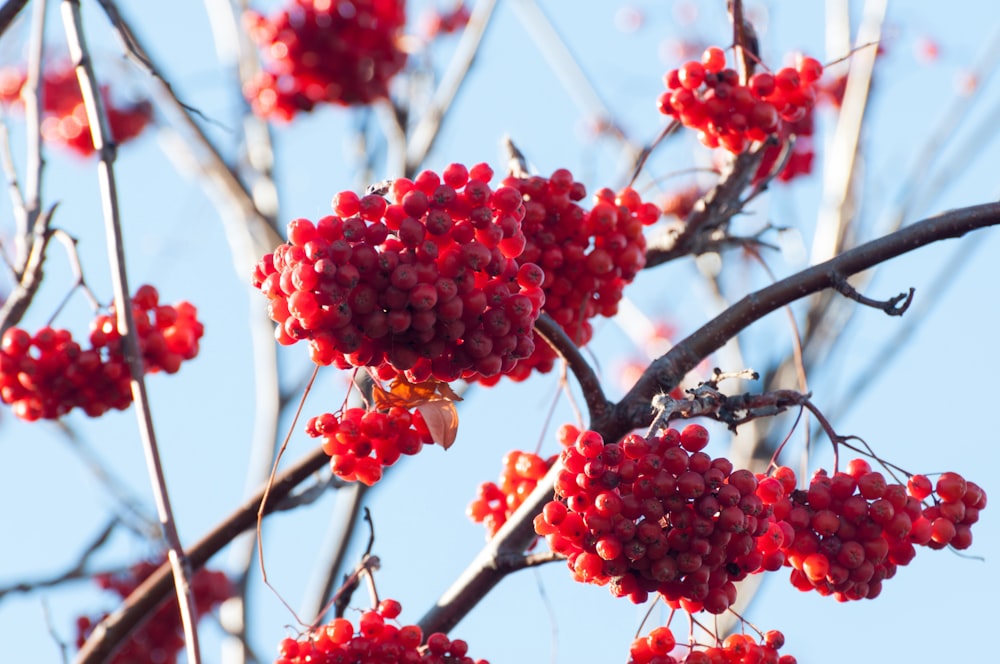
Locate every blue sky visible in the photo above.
<box><xmin>0</xmin><ymin>1</ymin><xmax>997</xmax><ymax>662</ymax></box>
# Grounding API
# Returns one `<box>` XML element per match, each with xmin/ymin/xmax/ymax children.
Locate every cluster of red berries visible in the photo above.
<box><xmin>657</xmin><ymin>46</ymin><xmax>823</xmax><ymax>154</ymax></box>
<box><xmin>467</xmin><ymin>449</ymin><xmax>554</xmax><ymax>537</ymax></box>
<box><xmin>253</xmin><ymin>163</ymin><xmax>544</xmax><ymax>383</ymax></box>
<box><xmin>759</xmin><ymin>460</ymin><xmax>986</xmax><ymax>602</ymax></box>
<box><xmin>0</xmin><ymin>65</ymin><xmax>151</xmax><ymax>157</ymax></box>
<box><xmin>473</xmin><ymin>170</ymin><xmax>658</xmax><ymax>385</ymax></box>
<box><xmin>275</xmin><ymin>598</ymin><xmax>489</xmax><ymax>664</ymax></box>
<box><xmin>0</xmin><ymin>285</ymin><xmax>203</xmax><ymax>421</ymax></box>
<box><xmin>305</xmin><ymin>406</ymin><xmax>433</xmax><ymax>486</ymax></box>
<box><xmin>907</xmin><ymin>471</ymin><xmax>985</xmax><ymax>550</ymax></box>
<box><xmin>629</xmin><ymin>627</ymin><xmax>796</xmax><ymax>664</ymax></box>
<box><xmin>534</xmin><ymin>424</ymin><xmax>772</xmax><ymax>613</ymax></box>
<box><xmin>75</xmin><ymin>558</ymin><xmax>231</xmax><ymax>664</ymax></box>
<box><xmin>244</xmin><ymin>0</ymin><xmax>407</xmax><ymax>120</ymax></box>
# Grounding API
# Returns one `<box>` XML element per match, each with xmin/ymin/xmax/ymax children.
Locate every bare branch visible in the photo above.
<box><xmin>645</xmin><ymin>143</ymin><xmax>769</xmax><ymax>267</ymax></box>
<box><xmin>406</xmin><ymin>0</ymin><xmax>499</xmax><ymax>174</ymax></box>
<box><xmin>0</xmin><ymin>0</ymin><xmax>29</xmax><ymax>41</ymax></box>
<box><xmin>60</xmin><ymin>2</ymin><xmax>201</xmax><ymax>661</ymax></box>
<box><xmin>608</xmin><ymin>201</ymin><xmax>1000</xmax><ymax>441</ymax></box>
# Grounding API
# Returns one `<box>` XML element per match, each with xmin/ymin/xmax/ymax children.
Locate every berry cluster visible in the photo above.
<box><xmin>75</xmin><ymin>559</ymin><xmax>231</xmax><ymax>664</ymax></box>
<box><xmin>908</xmin><ymin>471</ymin><xmax>985</xmax><ymax>550</ymax></box>
<box><xmin>0</xmin><ymin>285</ymin><xmax>203</xmax><ymax>421</ymax></box>
<box><xmin>760</xmin><ymin>460</ymin><xmax>986</xmax><ymax>601</ymax></box>
<box><xmin>0</xmin><ymin>65</ymin><xmax>151</xmax><ymax>157</ymax></box>
<box><xmin>305</xmin><ymin>406</ymin><xmax>433</xmax><ymax>486</ymax></box>
<box><xmin>275</xmin><ymin>598</ymin><xmax>490</xmax><ymax>664</ymax></box>
<box><xmin>467</xmin><ymin>449</ymin><xmax>554</xmax><ymax>537</ymax></box>
<box><xmin>473</xmin><ymin>170</ymin><xmax>658</xmax><ymax>385</ymax></box>
<box><xmin>253</xmin><ymin>163</ymin><xmax>544</xmax><ymax>383</ymax></box>
<box><xmin>629</xmin><ymin>626</ymin><xmax>796</xmax><ymax>664</ymax></box>
<box><xmin>244</xmin><ymin>0</ymin><xmax>407</xmax><ymax>120</ymax></box>
<box><xmin>657</xmin><ymin>46</ymin><xmax>823</xmax><ymax>153</ymax></box>
<box><xmin>534</xmin><ymin>424</ymin><xmax>772</xmax><ymax>613</ymax></box>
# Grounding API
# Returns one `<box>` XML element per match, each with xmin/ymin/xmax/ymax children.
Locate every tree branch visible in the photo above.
<box><xmin>605</xmin><ymin>201</ymin><xmax>1000</xmax><ymax>441</ymax></box>
<box><xmin>74</xmin><ymin>445</ymin><xmax>329</xmax><ymax>664</ymax></box>
<box><xmin>532</xmin><ymin>313</ymin><xmax>608</xmax><ymax>421</ymax></box>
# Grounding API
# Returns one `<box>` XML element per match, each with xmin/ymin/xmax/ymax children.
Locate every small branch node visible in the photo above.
<box><xmin>831</xmin><ymin>272</ymin><xmax>915</xmax><ymax>316</ymax></box>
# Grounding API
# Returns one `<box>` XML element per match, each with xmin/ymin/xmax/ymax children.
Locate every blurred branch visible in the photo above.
<box><xmin>0</xmin><ymin>0</ymin><xmax>29</xmax><ymax>40</ymax></box>
<box><xmin>508</xmin><ymin>0</ymin><xmax>640</xmax><ymax>164</ymax></box>
<box><xmin>405</xmin><ymin>0</ymin><xmax>499</xmax><ymax>174</ymax></box>
<box><xmin>75</xmin><ymin>445</ymin><xmax>330</xmax><ymax>664</ymax></box>
<box><xmin>94</xmin><ymin>0</ymin><xmax>282</xmax><ymax>260</ymax></box>
<box><xmin>0</xmin><ymin>521</ymin><xmax>121</xmax><ymax>599</ymax></box>
<box><xmin>60</xmin><ymin>1</ymin><xmax>201</xmax><ymax>661</ymax></box>
<box><xmin>0</xmin><ymin>0</ymin><xmax>50</xmax><ymax>333</ymax></box>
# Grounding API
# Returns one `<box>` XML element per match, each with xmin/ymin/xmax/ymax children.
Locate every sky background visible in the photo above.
<box><xmin>1</xmin><ymin>1</ymin><xmax>998</xmax><ymax>662</ymax></box>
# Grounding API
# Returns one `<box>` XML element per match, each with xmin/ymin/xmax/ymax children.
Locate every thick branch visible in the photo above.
<box><xmin>604</xmin><ymin>201</ymin><xmax>1000</xmax><ymax>440</ymax></box>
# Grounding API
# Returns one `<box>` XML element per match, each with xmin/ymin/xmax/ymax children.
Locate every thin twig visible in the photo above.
<box><xmin>60</xmin><ymin>2</ymin><xmax>201</xmax><ymax>662</ymax></box>
<box><xmin>0</xmin><ymin>520</ymin><xmax>120</xmax><ymax>598</ymax></box>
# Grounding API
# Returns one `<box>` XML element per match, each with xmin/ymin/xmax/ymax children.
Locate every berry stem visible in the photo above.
<box><xmin>60</xmin><ymin>3</ymin><xmax>202</xmax><ymax>662</ymax></box>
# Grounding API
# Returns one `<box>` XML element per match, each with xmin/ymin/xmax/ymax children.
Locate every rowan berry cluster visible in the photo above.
<box><xmin>305</xmin><ymin>406</ymin><xmax>433</xmax><ymax>486</ymax></box>
<box><xmin>75</xmin><ymin>559</ymin><xmax>231</xmax><ymax>664</ymax></box>
<box><xmin>534</xmin><ymin>424</ymin><xmax>771</xmax><ymax>613</ymax></box>
<box><xmin>0</xmin><ymin>65</ymin><xmax>151</xmax><ymax>157</ymax></box>
<box><xmin>275</xmin><ymin>598</ymin><xmax>489</xmax><ymax>664</ymax></box>
<box><xmin>244</xmin><ymin>0</ymin><xmax>407</xmax><ymax>120</ymax></box>
<box><xmin>473</xmin><ymin>169</ymin><xmax>658</xmax><ymax>385</ymax></box>
<box><xmin>253</xmin><ymin>163</ymin><xmax>544</xmax><ymax>383</ymax></box>
<box><xmin>467</xmin><ymin>449</ymin><xmax>554</xmax><ymax>537</ymax></box>
<box><xmin>657</xmin><ymin>46</ymin><xmax>823</xmax><ymax>154</ymax></box>
<box><xmin>0</xmin><ymin>285</ymin><xmax>203</xmax><ymax>421</ymax></box>
<box><xmin>759</xmin><ymin>460</ymin><xmax>987</xmax><ymax>601</ymax></box>
<box><xmin>629</xmin><ymin>626</ymin><xmax>796</xmax><ymax>664</ymax></box>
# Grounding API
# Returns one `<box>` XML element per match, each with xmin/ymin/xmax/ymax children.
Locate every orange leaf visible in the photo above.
<box><xmin>416</xmin><ymin>400</ymin><xmax>460</xmax><ymax>450</ymax></box>
<box><xmin>372</xmin><ymin>375</ymin><xmax>463</xmax><ymax>410</ymax></box>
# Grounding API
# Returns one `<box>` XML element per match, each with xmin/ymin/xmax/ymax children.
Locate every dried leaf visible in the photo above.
<box><xmin>372</xmin><ymin>375</ymin><xmax>463</xmax><ymax>410</ymax></box>
<box><xmin>416</xmin><ymin>400</ymin><xmax>460</xmax><ymax>450</ymax></box>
